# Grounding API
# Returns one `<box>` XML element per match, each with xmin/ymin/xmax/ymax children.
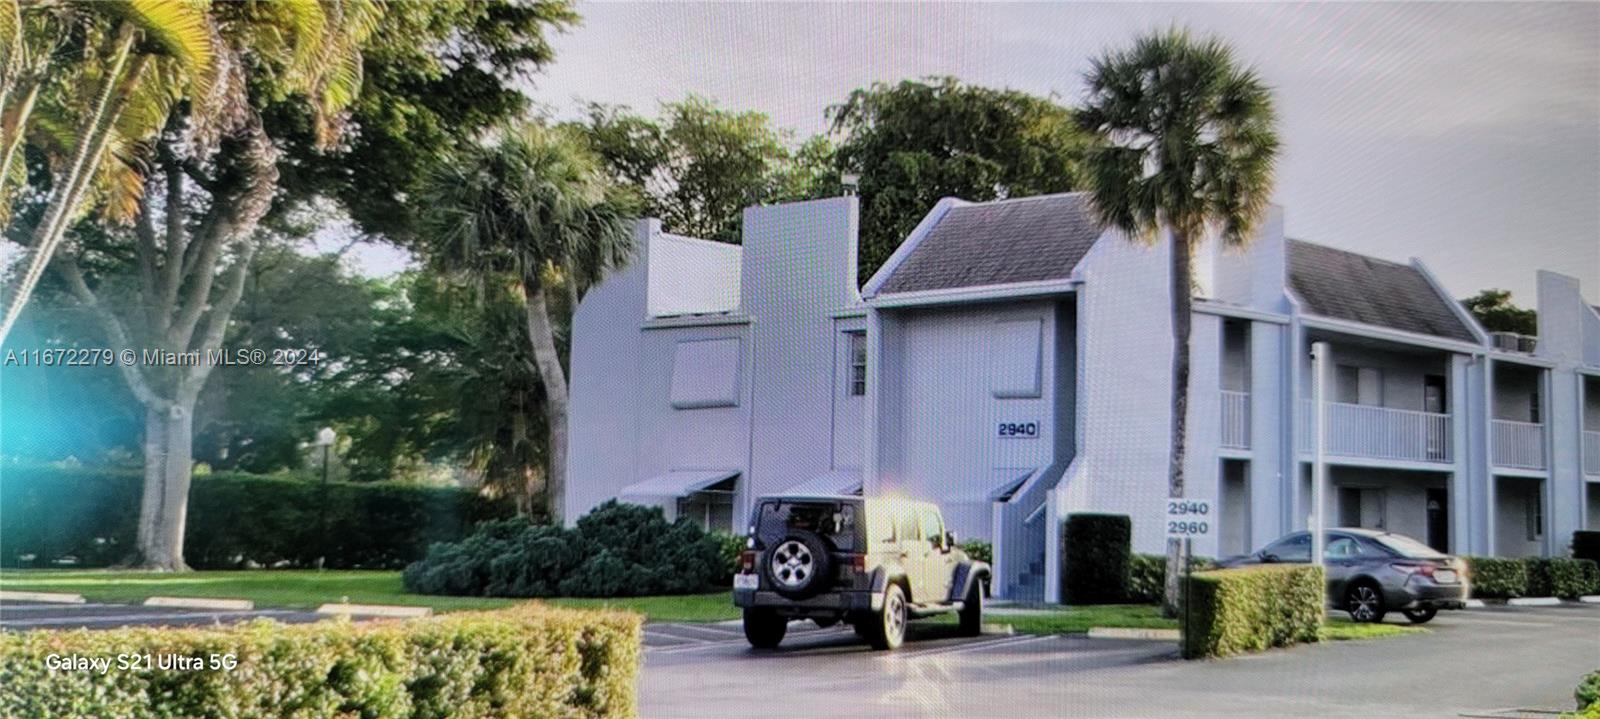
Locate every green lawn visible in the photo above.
<box><xmin>1320</xmin><ymin>617</ymin><xmax>1428</xmax><ymax>641</ymax></box>
<box><xmin>0</xmin><ymin>570</ymin><xmax>736</xmax><ymax>622</ymax></box>
<box><xmin>972</xmin><ymin>603</ymin><xmax>1178</xmax><ymax>635</ymax></box>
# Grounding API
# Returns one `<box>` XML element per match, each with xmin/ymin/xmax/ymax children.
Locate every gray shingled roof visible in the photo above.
<box><xmin>877</xmin><ymin>193</ymin><xmax>1101</xmax><ymax>295</ymax></box>
<box><xmin>1287</xmin><ymin>240</ymin><xmax>1477</xmax><ymax>342</ymax></box>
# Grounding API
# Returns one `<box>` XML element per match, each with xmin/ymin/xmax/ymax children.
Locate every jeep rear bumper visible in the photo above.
<box><xmin>733</xmin><ymin>588</ymin><xmax>879</xmax><ymax>615</ymax></box>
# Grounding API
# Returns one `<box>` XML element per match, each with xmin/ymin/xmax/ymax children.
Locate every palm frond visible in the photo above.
<box><xmin>120</xmin><ymin>0</ymin><xmax>217</xmax><ymax>101</ymax></box>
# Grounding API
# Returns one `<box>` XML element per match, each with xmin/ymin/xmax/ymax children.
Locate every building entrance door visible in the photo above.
<box><xmin>1425</xmin><ymin>488</ymin><xmax>1449</xmax><ymax>552</ymax></box>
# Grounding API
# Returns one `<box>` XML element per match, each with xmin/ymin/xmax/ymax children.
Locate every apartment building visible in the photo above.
<box><xmin>566</xmin><ymin>193</ymin><xmax>1600</xmax><ymax>603</ymax></box>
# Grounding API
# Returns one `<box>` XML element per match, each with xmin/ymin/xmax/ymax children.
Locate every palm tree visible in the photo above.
<box><xmin>1078</xmin><ymin>28</ymin><xmax>1279</xmax><ymax>614</ymax></box>
<box><xmin>0</xmin><ymin>0</ymin><xmax>378</xmax><ymax>345</ymax></box>
<box><xmin>418</xmin><ymin>122</ymin><xmax>637</xmax><ymax>524</ymax></box>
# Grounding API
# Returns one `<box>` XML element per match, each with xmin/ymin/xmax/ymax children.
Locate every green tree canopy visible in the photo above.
<box><xmin>1462</xmin><ymin>289</ymin><xmax>1537</xmax><ymax>335</ymax></box>
<box><xmin>827</xmin><ymin>77</ymin><xmax>1087</xmax><ymax>281</ymax></box>
<box><xmin>570</xmin><ymin>96</ymin><xmax>830</xmax><ymax>244</ymax></box>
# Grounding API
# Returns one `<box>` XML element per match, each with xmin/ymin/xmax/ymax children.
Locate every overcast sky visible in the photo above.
<box><xmin>343</xmin><ymin>2</ymin><xmax>1600</xmax><ymax>305</ymax></box>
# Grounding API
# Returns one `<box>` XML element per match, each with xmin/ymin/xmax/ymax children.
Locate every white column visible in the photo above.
<box><xmin>1311</xmin><ymin>341</ymin><xmax>1330</xmax><ymax>566</ymax></box>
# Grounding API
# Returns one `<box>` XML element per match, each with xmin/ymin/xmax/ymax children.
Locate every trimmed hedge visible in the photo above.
<box><xmin>1062</xmin><ymin>514</ymin><xmax>1132</xmax><ymax>605</ymax></box>
<box><xmin>1127</xmin><ymin>552</ymin><xmax>1217</xmax><ymax>604</ymax></box>
<box><xmin>1527</xmin><ymin>558</ymin><xmax>1600</xmax><ymax>599</ymax></box>
<box><xmin>1465</xmin><ymin>556</ymin><xmax>1529</xmax><ymax>599</ymax></box>
<box><xmin>404</xmin><ymin>501</ymin><xmax>728</xmax><ymax>598</ymax></box>
<box><xmin>0</xmin><ymin>605</ymin><xmax>641</xmax><ymax>718</ymax></box>
<box><xmin>0</xmin><ymin>465</ymin><xmax>513</xmax><ymax>569</ymax></box>
<box><xmin>1181</xmin><ymin>565</ymin><xmax>1324</xmax><ymax>659</ymax></box>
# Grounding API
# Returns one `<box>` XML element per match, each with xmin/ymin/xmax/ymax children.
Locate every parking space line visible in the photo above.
<box><xmin>889</xmin><ymin>634</ymin><xmax>1054</xmax><ymax>661</ymax></box>
<box><xmin>0</xmin><ymin>603</ymin><xmax>121</xmax><ymax>612</ymax></box>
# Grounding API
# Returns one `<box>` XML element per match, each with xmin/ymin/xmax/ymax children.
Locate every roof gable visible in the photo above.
<box><xmin>1287</xmin><ymin>240</ymin><xmax>1476</xmax><ymax>342</ymax></box>
<box><xmin>876</xmin><ymin>193</ymin><xmax>1100</xmax><ymax>295</ymax></box>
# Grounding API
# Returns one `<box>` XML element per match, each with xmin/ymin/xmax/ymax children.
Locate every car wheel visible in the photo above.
<box><xmin>865</xmin><ymin>583</ymin><xmax>909</xmax><ymax>650</ymax></box>
<box><xmin>764</xmin><ymin>529</ymin><xmax>833</xmax><ymax>600</ymax></box>
<box><xmin>743</xmin><ymin>608</ymin><xmax>787</xmax><ymax>649</ymax></box>
<box><xmin>958</xmin><ymin>578</ymin><xmax>983</xmax><ymax>637</ymax></box>
<box><xmin>1402</xmin><ymin>607</ymin><xmax>1437</xmax><ymax>624</ymax></box>
<box><xmin>1345</xmin><ymin>581</ymin><xmax>1387</xmax><ymax>623</ymax></box>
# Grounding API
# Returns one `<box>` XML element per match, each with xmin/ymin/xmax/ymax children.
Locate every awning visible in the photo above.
<box><xmin>619</xmin><ymin>470</ymin><xmax>739</xmax><ymax>501</ymax></box>
<box><xmin>950</xmin><ymin>468</ymin><xmax>1038</xmax><ymax>504</ymax></box>
<box><xmin>783</xmin><ymin>469</ymin><xmax>864</xmax><ymax>496</ymax></box>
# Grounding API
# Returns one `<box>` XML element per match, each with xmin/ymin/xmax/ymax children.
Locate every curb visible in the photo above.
<box><xmin>1506</xmin><ymin>597</ymin><xmax>1562</xmax><ymax>607</ymax></box>
<box><xmin>981</xmin><ymin>623</ymin><xmax>1016</xmax><ymax>636</ymax></box>
<box><xmin>1581</xmin><ymin>596</ymin><xmax>1600</xmax><ymax>604</ymax></box>
<box><xmin>316</xmin><ymin>603</ymin><xmax>432</xmax><ymax>618</ymax></box>
<box><xmin>1087</xmin><ymin>627</ymin><xmax>1180</xmax><ymax>641</ymax></box>
<box><xmin>1464</xmin><ymin>599</ymin><xmax>1486</xmax><ymax>609</ymax></box>
<box><xmin>0</xmin><ymin>590</ymin><xmax>87</xmax><ymax>604</ymax></box>
<box><xmin>144</xmin><ymin>596</ymin><xmax>254</xmax><ymax>611</ymax></box>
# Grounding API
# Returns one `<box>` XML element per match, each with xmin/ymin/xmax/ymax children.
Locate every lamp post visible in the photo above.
<box><xmin>314</xmin><ymin>427</ymin><xmax>336</xmax><ymax>569</ymax></box>
<box><xmin>315</xmin><ymin>427</ymin><xmax>336</xmax><ymax>485</ymax></box>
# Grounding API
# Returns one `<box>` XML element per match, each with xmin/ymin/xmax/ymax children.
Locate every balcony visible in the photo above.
<box><xmin>1491</xmin><ymin>420</ymin><xmax>1545</xmax><ymax>471</ymax></box>
<box><xmin>1586</xmin><ymin>430</ymin><xmax>1600</xmax><ymax>476</ymax></box>
<box><xmin>1220</xmin><ymin>390</ymin><xmax>1250</xmax><ymax>450</ymax></box>
<box><xmin>1300</xmin><ymin>401</ymin><xmax>1452</xmax><ymax>464</ymax></box>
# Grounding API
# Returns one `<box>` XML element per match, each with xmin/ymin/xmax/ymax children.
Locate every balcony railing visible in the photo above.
<box><xmin>1220</xmin><ymin>390</ymin><xmax>1250</xmax><ymax>449</ymax></box>
<box><xmin>1585</xmin><ymin>430</ymin><xmax>1600</xmax><ymax>476</ymax></box>
<box><xmin>1491</xmin><ymin>420</ymin><xmax>1545</xmax><ymax>470</ymax></box>
<box><xmin>1299</xmin><ymin>401</ymin><xmax>1452</xmax><ymax>463</ymax></box>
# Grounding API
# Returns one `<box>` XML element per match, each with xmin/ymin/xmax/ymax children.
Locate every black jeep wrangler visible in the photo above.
<box><xmin>732</xmin><ymin>494</ymin><xmax>991</xmax><ymax>650</ymax></box>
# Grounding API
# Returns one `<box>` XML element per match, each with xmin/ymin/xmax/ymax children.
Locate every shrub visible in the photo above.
<box><xmin>1527</xmin><ymin>558</ymin><xmax>1598</xmax><ymax>599</ymax></box>
<box><xmin>1577</xmin><ymin>669</ymin><xmax>1600</xmax><ymax>713</ymax></box>
<box><xmin>405</xmin><ymin>501</ymin><xmax>729</xmax><ymax>598</ymax></box>
<box><xmin>711</xmin><ymin>531</ymin><xmax>748</xmax><ymax>586</ymax></box>
<box><xmin>1125</xmin><ymin>552</ymin><xmax>1217</xmax><ymax>605</ymax></box>
<box><xmin>1181</xmin><ymin>565</ymin><xmax>1324</xmax><ymax>659</ymax></box>
<box><xmin>1581</xmin><ymin>560</ymin><xmax>1600</xmax><ymax>598</ymax></box>
<box><xmin>1062</xmin><ymin>514</ymin><xmax>1132</xmax><ymax>604</ymax></box>
<box><xmin>1465</xmin><ymin>556</ymin><xmax>1529</xmax><ymax>599</ymax></box>
<box><xmin>1575</xmin><ymin>532</ymin><xmax>1600</xmax><ymax>566</ymax></box>
<box><xmin>0</xmin><ymin>464</ymin><xmax>513</xmax><ymax>569</ymax></box>
<box><xmin>0</xmin><ymin>605</ymin><xmax>640</xmax><ymax>718</ymax></box>
<box><xmin>1127</xmin><ymin>553</ymin><xmax>1166</xmax><ymax>604</ymax></box>
<box><xmin>959</xmin><ymin>539</ymin><xmax>993</xmax><ymax>565</ymax></box>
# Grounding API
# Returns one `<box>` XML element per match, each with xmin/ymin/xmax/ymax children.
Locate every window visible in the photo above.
<box><xmin>670</xmin><ymin>338</ymin><xmax>742</xmax><ymax>409</ymax></box>
<box><xmin>1530</xmin><ymin>385</ymin><xmax>1542</xmax><ymax>424</ymax></box>
<box><xmin>847</xmin><ymin>331</ymin><xmax>867</xmax><ymax>396</ymax></box>
<box><xmin>919</xmin><ymin>509</ymin><xmax>943</xmax><ymax>547</ymax></box>
<box><xmin>1324</xmin><ymin>537</ymin><xmax>1362</xmax><ymax>559</ymax></box>
<box><xmin>1526</xmin><ymin>489</ymin><xmax>1543</xmax><ymax>542</ymax></box>
<box><xmin>1337</xmin><ymin>365</ymin><xmax>1383</xmax><ymax>406</ymax></box>
<box><xmin>1263</xmin><ymin>533</ymin><xmax>1311</xmax><ymax>562</ymax></box>
<box><xmin>896</xmin><ymin>510</ymin><xmax>920</xmax><ymax>544</ymax></box>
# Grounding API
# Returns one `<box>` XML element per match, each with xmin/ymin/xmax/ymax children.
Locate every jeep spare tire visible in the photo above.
<box><xmin>765</xmin><ymin>529</ymin><xmax>832</xmax><ymax>599</ymax></box>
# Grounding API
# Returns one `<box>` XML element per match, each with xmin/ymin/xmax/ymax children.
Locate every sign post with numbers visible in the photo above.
<box><xmin>1165</xmin><ymin>499</ymin><xmax>1212</xmax><ymax>645</ymax></box>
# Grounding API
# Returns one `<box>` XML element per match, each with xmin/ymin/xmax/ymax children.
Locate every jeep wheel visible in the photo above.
<box><xmin>864</xmin><ymin>583</ymin><xmax>908</xmax><ymax>650</ymax></box>
<box><xmin>958</xmin><ymin>578</ymin><xmax>984</xmax><ymax>637</ymax></box>
<box><xmin>765</xmin><ymin>529</ymin><xmax>833</xmax><ymax>600</ymax></box>
<box><xmin>743</xmin><ymin>608</ymin><xmax>787</xmax><ymax>649</ymax></box>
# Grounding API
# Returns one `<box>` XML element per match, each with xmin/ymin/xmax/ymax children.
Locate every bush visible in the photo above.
<box><xmin>1577</xmin><ymin>670</ymin><xmax>1600</xmax><ymax>713</ymax></box>
<box><xmin>1466</xmin><ymin>556</ymin><xmax>1529</xmax><ymax>599</ymax></box>
<box><xmin>959</xmin><ymin>539</ymin><xmax>993</xmax><ymax>565</ymax></box>
<box><xmin>1062</xmin><ymin>514</ymin><xmax>1131</xmax><ymax>604</ymax></box>
<box><xmin>0</xmin><ymin>464</ymin><xmax>513</xmax><ymax>569</ymax></box>
<box><xmin>1575</xmin><ymin>532</ymin><xmax>1600</xmax><ymax>566</ymax></box>
<box><xmin>1125</xmin><ymin>553</ymin><xmax>1217</xmax><ymax>605</ymax></box>
<box><xmin>711</xmin><ymin>531</ymin><xmax>748</xmax><ymax>586</ymax></box>
<box><xmin>1527</xmin><ymin>558</ymin><xmax>1599</xmax><ymax>599</ymax></box>
<box><xmin>1582</xmin><ymin>561</ymin><xmax>1600</xmax><ymax>598</ymax></box>
<box><xmin>1127</xmin><ymin>553</ymin><xmax>1166</xmax><ymax>604</ymax></box>
<box><xmin>405</xmin><ymin>501</ymin><xmax>729</xmax><ymax>598</ymax></box>
<box><xmin>0</xmin><ymin>605</ymin><xmax>640</xmax><ymax>718</ymax></box>
<box><xmin>1181</xmin><ymin>565</ymin><xmax>1324</xmax><ymax>659</ymax></box>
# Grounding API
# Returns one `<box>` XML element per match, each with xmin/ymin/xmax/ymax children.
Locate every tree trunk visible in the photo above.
<box><xmin>136</xmin><ymin>405</ymin><xmax>195</xmax><ymax>571</ymax></box>
<box><xmin>522</xmin><ymin>283</ymin><xmax>570</xmax><ymax>525</ymax></box>
<box><xmin>1163</xmin><ymin>229</ymin><xmax>1194</xmax><ymax>617</ymax></box>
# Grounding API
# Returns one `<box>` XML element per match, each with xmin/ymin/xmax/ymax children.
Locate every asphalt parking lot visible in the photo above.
<box><xmin>0</xmin><ymin>601</ymin><xmax>331</xmax><ymax>630</ymax></box>
<box><xmin>642</xmin><ymin>604</ymin><xmax>1600</xmax><ymax>718</ymax></box>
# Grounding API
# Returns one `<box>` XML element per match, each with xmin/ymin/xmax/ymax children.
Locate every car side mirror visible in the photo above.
<box><xmin>943</xmin><ymin>531</ymin><xmax>956</xmax><ymax>552</ymax></box>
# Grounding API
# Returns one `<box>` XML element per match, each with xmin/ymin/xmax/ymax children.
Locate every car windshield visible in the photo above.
<box><xmin>755</xmin><ymin>501</ymin><xmax>859</xmax><ymax>551</ymax></box>
<box><xmin>1371</xmin><ymin>533</ymin><xmax>1447</xmax><ymax>559</ymax></box>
